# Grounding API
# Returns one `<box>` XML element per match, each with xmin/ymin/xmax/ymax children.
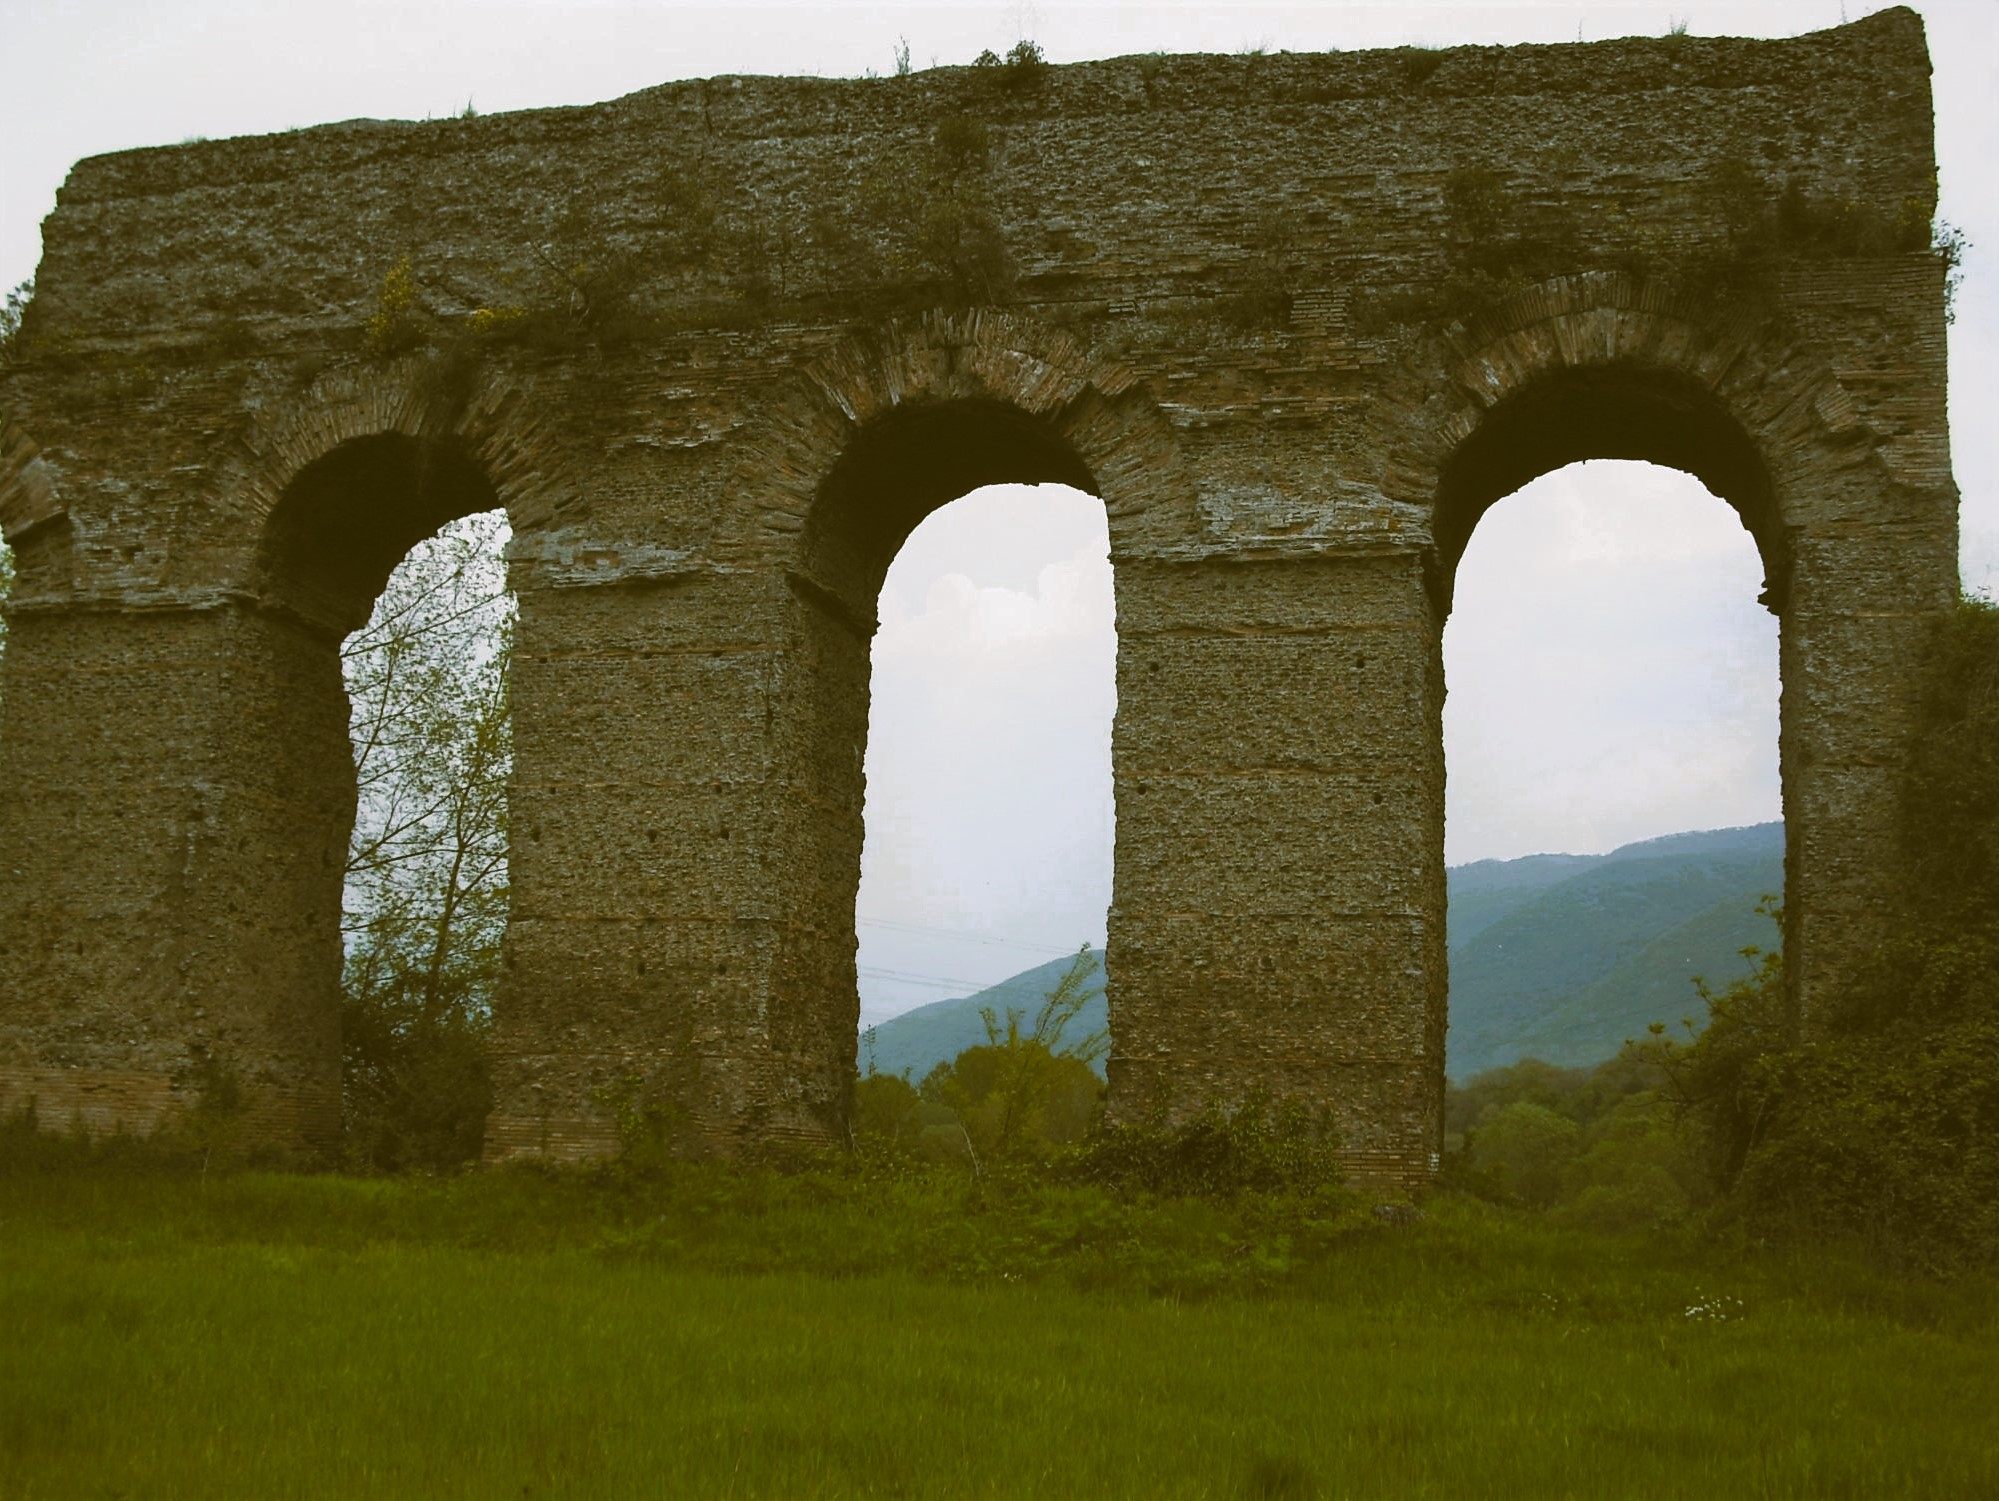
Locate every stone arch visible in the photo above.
<box><xmin>1383</xmin><ymin>271</ymin><xmax>1884</xmax><ymax>615</ymax></box>
<box><xmin>715</xmin><ymin>309</ymin><xmax>1187</xmax><ymax>1142</ymax></box>
<box><xmin>157</xmin><ymin>357</ymin><xmax>558</xmax><ymax>1152</ymax></box>
<box><xmin>746</xmin><ymin>308</ymin><xmax>1192</xmax><ymax>587</ymax></box>
<box><xmin>217</xmin><ymin>357</ymin><xmax>571</xmax><ymax>601</ymax></box>
<box><xmin>1384</xmin><ymin>270</ymin><xmax>1914</xmax><ymax>1043</ymax></box>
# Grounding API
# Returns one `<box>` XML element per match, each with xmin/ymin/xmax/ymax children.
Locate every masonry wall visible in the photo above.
<box><xmin>0</xmin><ymin>9</ymin><xmax>1959</xmax><ymax>1176</ymax></box>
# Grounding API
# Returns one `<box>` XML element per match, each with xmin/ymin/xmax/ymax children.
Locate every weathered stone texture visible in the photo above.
<box><xmin>0</xmin><ymin>10</ymin><xmax>1960</xmax><ymax>1180</ymax></box>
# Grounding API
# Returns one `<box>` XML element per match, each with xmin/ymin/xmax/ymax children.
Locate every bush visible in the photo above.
<box><xmin>1638</xmin><ymin>597</ymin><xmax>1999</xmax><ymax>1266</ymax></box>
<box><xmin>1467</xmin><ymin>1101</ymin><xmax>1580</xmax><ymax>1209</ymax></box>
<box><xmin>1555</xmin><ymin>1093</ymin><xmax>1697</xmax><ymax>1233</ymax></box>
<box><xmin>340</xmin><ymin>959</ymin><xmax>494</xmax><ymax>1173</ymax></box>
<box><xmin>1068</xmin><ymin>1096</ymin><xmax>1341</xmax><ymax>1198</ymax></box>
<box><xmin>910</xmin><ymin>946</ymin><xmax>1106</xmax><ymax>1167</ymax></box>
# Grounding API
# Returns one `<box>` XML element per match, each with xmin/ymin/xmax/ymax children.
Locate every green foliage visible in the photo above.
<box><xmin>1395</xmin><ymin>46</ymin><xmax>1445</xmax><ymax>87</ymax></box>
<box><xmin>973</xmin><ymin>40</ymin><xmax>1047</xmax><ymax>96</ymax></box>
<box><xmin>1467</xmin><ymin>1101</ymin><xmax>1581</xmax><ymax>1209</ymax></box>
<box><xmin>595</xmin><ymin>1072</ymin><xmax>692</xmax><ymax>1177</ymax></box>
<box><xmin>340</xmin><ymin>957</ymin><xmax>494</xmax><ymax>1173</ymax></box>
<box><xmin>364</xmin><ymin>254</ymin><xmax>425</xmax><ymax>355</ymax></box>
<box><xmin>1070</xmin><ymin>1096</ymin><xmax>1342</xmax><ymax>1199</ymax></box>
<box><xmin>1689</xmin><ymin>159</ymin><xmax>1964</xmax><ymax>317</ymax></box>
<box><xmin>1631</xmin><ymin>598</ymin><xmax>1999</xmax><ymax>1266</ymax></box>
<box><xmin>1369</xmin><ymin>152</ymin><xmax>1961</xmax><ymax>332</ymax></box>
<box><xmin>932</xmin><ymin>112</ymin><xmax>991</xmax><ymax>171</ymax></box>
<box><xmin>850</xmin><ymin>1070</ymin><xmax>923</xmax><ymax>1151</ymax></box>
<box><xmin>1556</xmin><ymin>1092</ymin><xmax>1698</xmax><ymax>1233</ymax></box>
<box><xmin>1733</xmin><ymin>597</ymin><xmax>1999</xmax><ymax>1265</ymax></box>
<box><xmin>913</xmin><ymin>946</ymin><xmax>1106</xmax><ymax>1165</ymax></box>
<box><xmin>1445</xmin><ymin>1047</ymin><xmax>1697</xmax><ymax>1230</ymax></box>
<box><xmin>832</xmin><ymin>113</ymin><xmax>1016</xmax><ymax>305</ymax></box>
<box><xmin>0</xmin><ymin>279</ymin><xmax>30</xmax><ymax>363</ymax></box>
<box><xmin>181</xmin><ymin>1052</ymin><xmax>251</xmax><ymax>1169</ymax></box>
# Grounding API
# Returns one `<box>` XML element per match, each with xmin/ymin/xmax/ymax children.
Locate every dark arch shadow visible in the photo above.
<box><xmin>806</xmin><ymin>399</ymin><xmax>1102</xmax><ymax>613</ymax></box>
<box><xmin>1435</xmin><ymin>364</ymin><xmax>1785</xmax><ymax>617</ymax></box>
<box><xmin>258</xmin><ymin>433</ymin><xmax>502</xmax><ymax>636</ymax></box>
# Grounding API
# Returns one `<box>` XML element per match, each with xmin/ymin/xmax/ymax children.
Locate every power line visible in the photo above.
<box><xmin>855</xmin><ymin>914</ymin><xmax>1090</xmax><ymax>959</ymax></box>
<box><xmin>857</xmin><ymin>965</ymin><xmax>997</xmax><ymax>995</ymax></box>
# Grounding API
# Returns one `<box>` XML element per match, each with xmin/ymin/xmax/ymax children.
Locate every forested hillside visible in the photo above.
<box><xmin>862</xmin><ymin>823</ymin><xmax>1783</xmax><ymax>1082</ymax></box>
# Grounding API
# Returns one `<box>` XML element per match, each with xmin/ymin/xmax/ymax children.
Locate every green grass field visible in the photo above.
<box><xmin>3</xmin><ymin>1155</ymin><xmax>1994</xmax><ymax>1499</ymax></box>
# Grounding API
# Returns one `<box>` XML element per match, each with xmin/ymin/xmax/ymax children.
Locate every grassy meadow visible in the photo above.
<box><xmin>3</xmin><ymin>1149</ymin><xmax>1995</xmax><ymax>1499</ymax></box>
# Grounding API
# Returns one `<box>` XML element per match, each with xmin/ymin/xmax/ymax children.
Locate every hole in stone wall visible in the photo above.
<box><xmin>852</xmin><ymin>482</ymin><xmax>1116</xmax><ymax>1145</ymax></box>
<box><xmin>1441</xmin><ymin>459</ymin><xmax>1781</xmax><ymax>1150</ymax></box>
<box><xmin>337</xmin><ymin>507</ymin><xmax>513</xmax><ymax>1171</ymax></box>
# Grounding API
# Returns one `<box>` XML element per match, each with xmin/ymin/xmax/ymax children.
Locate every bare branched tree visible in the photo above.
<box><xmin>338</xmin><ymin>511</ymin><xmax>513</xmax><ymax>1168</ymax></box>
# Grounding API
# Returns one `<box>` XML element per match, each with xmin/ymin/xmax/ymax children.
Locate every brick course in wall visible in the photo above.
<box><xmin>0</xmin><ymin>10</ymin><xmax>1960</xmax><ymax>1181</ymax></box>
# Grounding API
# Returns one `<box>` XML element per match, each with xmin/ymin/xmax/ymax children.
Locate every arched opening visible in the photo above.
<box><xmin>252</xmin><ymin>434</ymin><xmax>510</xmax><ymax>1160</ymax></box>
<box><xmin>1435</xmin><ymin>365</ymin><xmax>1786</xmax><ymax>1216</ymax></box>
<box><xmin>801</xmin><ymin>400</ymin><xmax>1116</xmax><ymax>1156</ymax></box>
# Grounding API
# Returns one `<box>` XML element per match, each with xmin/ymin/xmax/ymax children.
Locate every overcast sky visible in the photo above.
<box><xmin>1</xmin><ymin>1</ymin><xmax>1991</xmax><ymax>1023</ymax></box>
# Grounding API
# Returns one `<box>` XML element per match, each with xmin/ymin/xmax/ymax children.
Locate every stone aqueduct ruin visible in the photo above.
<box><xmin>0</xmin><ymin>10</ymin><xmax>1961</xmax><ymax>1178</ymax></box>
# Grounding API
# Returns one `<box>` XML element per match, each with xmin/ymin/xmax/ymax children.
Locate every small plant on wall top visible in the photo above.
<box><xmin>974</xmin><ymin>39</ymin><xmax>1048</xmax><ymax>97</ymax></box>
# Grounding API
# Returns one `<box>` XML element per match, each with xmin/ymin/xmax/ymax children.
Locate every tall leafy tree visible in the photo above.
<box><xmin>339</xmin><ymin>511</ymin><xmax>513</xmax><ymax>1169</ymax></box>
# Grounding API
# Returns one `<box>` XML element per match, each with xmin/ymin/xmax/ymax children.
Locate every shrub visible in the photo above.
<box><xmin>1639</xmin><ymin>597</ymin><xmax>1999</xmax><ymax>1267</ymax></box>
<box><xmin>914</xmin><ymin>946</ymin><xmax>1106</xmax><ymax>1166</ymax></box>
<box><xmin>1555</xmin><ymin>1093</ymin><xmax>1697</xmax><ymax>1233</ymax></box>
<box><xmin>1467</xmin><ymin>1101</ymin><xmax>1580</xmax><ymax>1209</ymax></box>
<box><xmin>340</xmin><ymin>952</ymin><xmax>494</xmax><ymax>1173</ymax></box>
<box><xmin>1068</xmin><ymin>1096</ymin><xmax>1341</xmax><ymax>1198</ymax></box>
<box><xmin>364</xmin><ymin>255</ymin><xmax>425</xmax><ymax>355</ymax></box>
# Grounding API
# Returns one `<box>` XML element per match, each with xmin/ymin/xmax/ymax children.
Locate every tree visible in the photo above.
<box><xmin>338</xmin><ymin>511</ymin><xmax>513</xmax><ymax>1170</ymax></box>
<box><xmin>920</xmin><ymin>946</ymin><xmax>1107</xmax><ymax>1164</ymax></box>
<box><xmin>0</xmin><ymin>280</ymin><xmax>29</xmax><ymax>364</ymax></box>
<box><xmin>1468</xmin><ymin>1101</ymin><xmax>1581</xmax><ymax>1209</ymax></box>
<box><xmin>1631</xmin><ymin>597</ymin><xmax>1999</xmax><ymax>1265</ymax></box>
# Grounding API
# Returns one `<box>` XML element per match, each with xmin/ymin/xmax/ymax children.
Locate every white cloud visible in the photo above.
<box><xmin>856</xmin><ymin>487</ymin><xmax>1115</xmax><ymax>1023</ymax></box>
<box><xmin>1443</xmin><ymin>462</ymin><xmax>1781</xmax><ymax>864</ymax></box>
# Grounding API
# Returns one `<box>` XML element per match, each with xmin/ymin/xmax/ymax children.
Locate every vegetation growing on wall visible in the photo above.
<box><xmin>1706</xmin><ymin>595</ymin><xmax>1999</xmax><ymax>1267</ymax></box>
<box><xmin>1362</xmin><ymin>158</ymin><xmax>1965</xmax><ymax>334</ymax></box>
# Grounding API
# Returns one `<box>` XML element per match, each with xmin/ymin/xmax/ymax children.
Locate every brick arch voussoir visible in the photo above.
<box><xmin>741</xmin><ymin>307</ymin><xmax>1190</xmax><ymax>557</ymax></box>
<box><xmin>215</xmin><ymin>358</ymin><xmax>569</xmax><ymax>573</ymax></box>
<box><xmin>1381</xmin><ymin>272</ymin><xmax>1884</xmax><ymax>535</ymax></box>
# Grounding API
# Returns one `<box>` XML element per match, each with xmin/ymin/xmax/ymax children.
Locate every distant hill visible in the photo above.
<box><xmin>860</xmin><ymin>822</ymin><xmax>1784</xmax><ymax>1084</ymax></box>
<box><xmin>1444</xmin><ymin>822</ymin><xmax>1783</xmax><ymax>1077</ymax></box>
<box><xmin>862</xmin><ymin>951</ymin><xmax>1108</xmax><ymax>1085</ymax></box>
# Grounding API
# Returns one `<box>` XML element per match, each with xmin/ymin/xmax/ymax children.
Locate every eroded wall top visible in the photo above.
<box><xmin>23</xmin><ymin>8</ymin><xmax>1935</xmax><ymax>354</ymax></box>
